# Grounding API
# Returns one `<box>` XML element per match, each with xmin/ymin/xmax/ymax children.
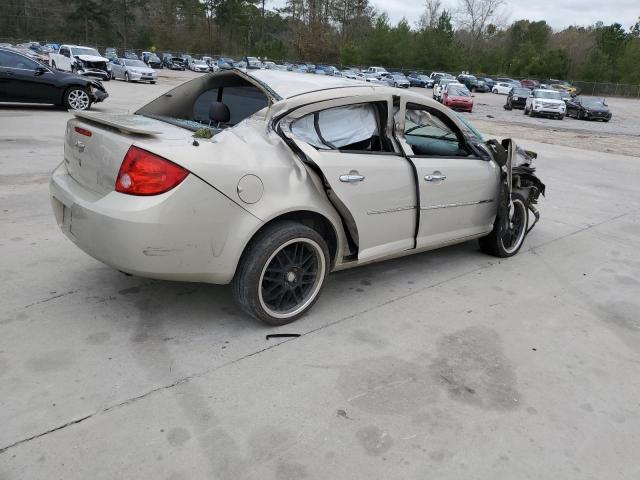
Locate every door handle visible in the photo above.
<box><xmin>340</xmin><ymin>173</ymin><xmax>365</xmax><ymax>183</ymax></box>
<box><xmin>425</xmin><ymin>173</ymin><xmax>446</xmax><ymax>182</ymax></box>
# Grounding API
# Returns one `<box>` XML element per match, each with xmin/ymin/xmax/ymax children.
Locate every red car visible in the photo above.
<box><xmin>520</xmin><ymin>79</ymin><xmax>540</xmax><ymax>89</ymax></box>
<box><xmin>442</xmin><ymin>84</ymin><xmax>473</xmax><ymax>112</ymax></box>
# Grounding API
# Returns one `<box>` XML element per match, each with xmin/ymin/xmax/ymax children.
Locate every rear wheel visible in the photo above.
<box><xmin>232</xmin><ymin>221</ymin><xmax>330</xmax><ymax>326</ymax></box>
<box><xmin>63</xmin><ymin>86</ymin><xmax>91</xmax><ymax>111</ymax></box>
<box><xmin>479</xmin><ymin>193</ymin><xmax>529</xmax><ymax>258</ymax></box>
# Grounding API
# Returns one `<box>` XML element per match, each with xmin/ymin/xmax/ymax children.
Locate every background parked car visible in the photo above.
<box><xmin>407</xmin><ymin>72</ymin><xmax>432</xmax><ymax>87</ymax></box>
<box><xmin>0</xmin><ymin>45</ymin><xmax>108</xmax><ymax>110</ymax></box>
<box><xmin>504</xmin><ymin>87</ymin><xmax>532</xmax><ymax>110</ymax></box>
<box><xmin>479</xmin><ymin>77</ymin><xmax>496</xmax><ymax>89</ymax></box>
<box><xmin>243</xmin><ymin>56</ymin><xmax>261</xmax><ymax>69</ymax></box>
<box><xmin>124</xmin><ymin>51</ymin><xmax>139</xmax><ymax>60</ymax></box>
<box><xmin>433</xmin><ymin>78</ymin><xmax>457</xmax><ymax>101</ymax></box>
<box><xmin>165</xmin><ymin>56</ymin><xmax>186</xmax><ymax>70</ymax></box>
<box><xmin>49</xmin><ymin>44</ymin><xmax>110</xmax><ymax>81</ymax></box>
<box><xmin>520</xmin><ymin>79</ymin><xmax>540</xmax><ymax>89</ymax></box>
<box><xmin>146</xmin><ymin>53</ymin><xmax>163</xmax><ymax>69</ymax></box>
<box><xmin>190</xmin><ymin>58</ymin><xmax>210</xmax><ymax>72</ymax></box>
<box><xmin>217</xmin><ymin>57</ymin><xmax>235</xmax><ymax>70</ymax></box>
<box><xmin>442</xmin><ymin>83</ymin><xmax>473</xmax><ymax>112</ymax></box>
<box><xmin>492</xmin><ymin>82</ymin><xmax>514</xmax><ymax>94</ymax></box>
<box><xmin>496</xmin><ymin>77</ymin><xmax>522</xmax><ymax>87</ymax></box>
<box><xmin>457</xmin><ymin>74</ymin><xmax>489</xmax><ymax>92</ymax></box>
<box><xmin>565</xmin><ymin>96</ymin><xmax>612</xmax><ymax>121</ymax></box>
<box><xmin>110</xmin><ymin>58</ymin><xmax>157</xmax><ymax>83</ymax></box>
<box><xmin>524</xmin><ymin>89</ymin><xmax>566</xmax><ymax>119</ymax></box>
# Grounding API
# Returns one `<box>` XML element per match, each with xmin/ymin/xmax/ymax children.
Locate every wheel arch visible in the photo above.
<box><xmin>243</xmin><ymin>209</ymin><xmax>341</xmax><ymax>270</ymax></box>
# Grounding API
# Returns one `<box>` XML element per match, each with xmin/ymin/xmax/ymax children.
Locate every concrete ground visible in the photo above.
<box><xmin>1</xmin><ymin>70</ymin><xmax>640</xmax><ymax>480</ymax></box>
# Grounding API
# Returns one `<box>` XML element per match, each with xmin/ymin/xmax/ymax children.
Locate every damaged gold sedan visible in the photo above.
<box><xmin>49</xmin><ymin>69</ymin><xmax>545</xmax><ymax>325</ymax></box>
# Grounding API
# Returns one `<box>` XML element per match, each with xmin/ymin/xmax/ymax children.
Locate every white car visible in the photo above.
<box><xmin>49</xmin><ymin>44</ymin><xmax>110</xmax><ymax>81</ymax></box>
<box><xmin>492</xmin><ymin>82</ymin><xmax>514</xmax><ymax>95</ymax></box>
<box><xmin>433</xmin><ymin>78</ymin><xmax>457</xmax><ymax>102</ymax></box>
<box><xmin>524</xmin><ymin>89</ymin><xmax>566</xmax><ymax>119</ymax></box>
<box><xmin>49</xmin><ymin>69</ymin><xmax>545</xmax><ymax>325</ymax></box>
<box><xmin>110</xmin><ymin>58</ymin><xmax>157</xmax><ymax>83</ymax></box>
<box><xmin>364</xmin><ymin>66</ymin><xmax>388</xmax><ymax>77</ymax></box>
<box><xmin>190</xmin><ymin>59</ymin><xmax>210</xmax><ymax>73</ymax></box>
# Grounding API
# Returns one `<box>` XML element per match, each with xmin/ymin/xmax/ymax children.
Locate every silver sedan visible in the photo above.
<box><xmin>110</xmin><ymin>58</ymin><xmax>157</xmax><ymax>83</ymax></box>
<box><xmin>49</xmin><ymin>70</ymin><xmax>545</xmax><ymax>325</ymax></box>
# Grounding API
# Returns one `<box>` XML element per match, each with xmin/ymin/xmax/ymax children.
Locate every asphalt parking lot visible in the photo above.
<box><xmin>1</xmin><ymin>70</ymin><xmax>640</xmax><ymax>479</ymax></box>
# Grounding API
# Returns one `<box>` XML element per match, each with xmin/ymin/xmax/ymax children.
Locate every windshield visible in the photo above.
<box><xmin>513</xmin><ymin>88</ymin><xmax>531</xmax><ymax>96</ymax></box>
<box><xmin>454</xmin><ymin>112</ymin><xmax>483</xmax><ymax>141</ymax></box>
<box><xmin>71</xmin><ymin>47</ymin><xmax>100</xmax><ymax>57</ymax></box>
<box><xmin>247</xmin><ymin>57</ymin><xmax>259</xmax><ymax>62</ymax></box>
<box><xmin>581</xmin><ymin>98</ymin><xmax>606</xmax><ymax>107</ymax></box>
<box><xmin>449</xmin><ymin>87</ymin><xmax>470</xmax><ymax>96</ymax></box>
<box><xmin>534</xmin><ymin>90</ymin><xmax>562</xmax><ymax>100</ymax></box>
<box><xmin>393</xmin><ymin>74</ymin><xmax>406</xmax><ymax>80</ymax></box>
<box><xmin>124</xmin><ymin>59</ymin><xmax>147</xmax><ymax>67</ymax></box>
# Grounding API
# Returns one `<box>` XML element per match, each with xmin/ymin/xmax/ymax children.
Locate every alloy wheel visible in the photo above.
<box><xmin>500</xmin><ymin>198</ymin><xmax>527</xmax><ymax>254</ymax></box>
<box><xmin>67</xmin><ymin>89</ymin><xmax>90</xmax><ymax>110</ymax></box>
<box><xmin>258</xmin><ymin>238</ymin><xmax>326</xmax><ymax>320</ymax></box>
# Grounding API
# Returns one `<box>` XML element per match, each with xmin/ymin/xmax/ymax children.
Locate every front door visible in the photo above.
<box><xmin>0</xmin><ymin>50</ymin><xmax>57</xmax><ymax>102</ymax></box>
<box><xmin>397</xmin><ymin>102</ymin><xmax>499</xmax><ymax>249</ymax></box>
<box><xmin>282</xmin><ymin>98</ymin><xmax>417</xmax><ymax>261</ymax></box>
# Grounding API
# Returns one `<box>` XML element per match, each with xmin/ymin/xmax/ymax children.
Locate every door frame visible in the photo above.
<box><xmin>277</xmin><ymin>94</ymin><xmax>420</xmax><ymax>260</ymax></box>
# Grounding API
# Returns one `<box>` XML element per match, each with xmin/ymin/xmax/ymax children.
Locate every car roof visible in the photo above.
<box><xmin>247</xmin><ymin>69</ymin><xmax>371</xmax><ymax>99</ymax></box>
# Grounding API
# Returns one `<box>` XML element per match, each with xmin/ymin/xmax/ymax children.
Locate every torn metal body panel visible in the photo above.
<box><xmin>49</xmin><ymin>69</ymin><xmax>545</xmax><ymax>324</ymax></box>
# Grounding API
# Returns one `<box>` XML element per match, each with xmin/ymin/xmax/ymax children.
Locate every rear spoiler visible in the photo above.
<box><xmin>72</xmin><ymin>111</ymin><xmax>162</xmax><ymax>135</ymax></box>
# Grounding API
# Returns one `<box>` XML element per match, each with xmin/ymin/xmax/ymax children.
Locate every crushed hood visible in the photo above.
<box><xmin>75</xmin><ymin>54</ymin><xmax>109</xmax><ymax>63</ymax></box>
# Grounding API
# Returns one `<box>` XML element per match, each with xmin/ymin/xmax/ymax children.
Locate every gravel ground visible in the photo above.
<box><xmin>428</xmin><ymin>88</ymin><xmax>640</xmax><ymax>157</ymax></box>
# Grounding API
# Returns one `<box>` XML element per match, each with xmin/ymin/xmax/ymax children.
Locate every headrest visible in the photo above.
<box><xmin>209</xmin><ymin>102</ymin><xmax>230</xmax><ymax>123</ymax></box>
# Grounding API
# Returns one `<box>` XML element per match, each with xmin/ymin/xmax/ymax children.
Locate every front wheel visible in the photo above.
<box><xmin>125</xmin><ymin>72</ymin><xmax>130</xmax><ymax>82</ymax></box>
<box><xmin>232</xmin><ymin>221</ymin><xmax>330</xmax><ymax>325</ymax></box>
<box><xmin>63</xmin><ymin>86</ymin><xmax>92</xmax><ymax>110</ymax></box>
<box><xmin>479</xmin><ymin>193</ymin><xmax>529</xmax><ymax>258</ymax></box>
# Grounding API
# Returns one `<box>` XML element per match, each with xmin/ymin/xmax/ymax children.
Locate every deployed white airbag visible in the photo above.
<box><xmin>292</xmin><ymin>104</ymin><xmax>378</xmax><ymax>149</ymax></box>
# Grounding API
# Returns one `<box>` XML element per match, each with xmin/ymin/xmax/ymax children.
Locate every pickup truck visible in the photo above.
<box><xmin>49</xmin><ymin>45</ymin><xmax>110</xmax><ymax>81</ymax></box>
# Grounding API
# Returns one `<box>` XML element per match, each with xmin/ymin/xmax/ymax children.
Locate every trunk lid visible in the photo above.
<box><xmin>64</xmin><ymin>113</ymin><xmax>193</xmax><ymax>196</ymax></box>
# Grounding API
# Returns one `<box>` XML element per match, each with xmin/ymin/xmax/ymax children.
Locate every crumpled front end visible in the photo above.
<box><xmin>485</xmin><ymin>139</ymin><xmax>546</xmax><ymax>234</ymax></box>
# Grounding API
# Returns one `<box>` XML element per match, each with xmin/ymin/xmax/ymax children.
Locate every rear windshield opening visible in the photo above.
<box><xmin>135</xmin><ymin>71</ymin><xmax>269</xmax><ymax>134</ymax></box>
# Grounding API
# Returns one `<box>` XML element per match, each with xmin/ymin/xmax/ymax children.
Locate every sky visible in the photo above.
<box><xmin>269</xmin><ymin>0</ymin><xmax>639</xmax><ymax>31</ymax></box>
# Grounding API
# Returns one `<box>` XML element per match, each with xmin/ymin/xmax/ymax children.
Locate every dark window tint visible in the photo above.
<box><xmin>0</xmin><ymin>50</ymin><xmax>38</xmax><ymax>70</ymax></box>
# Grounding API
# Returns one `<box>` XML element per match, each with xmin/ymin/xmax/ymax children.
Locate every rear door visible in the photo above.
<box><xmin>396</xmin><ymin>100</ymin><xmax>499</xmax><ymax>249</ymax></box>
<box><xmin>281</xmin><ymin>96</ymin><xmax>417</xmax><ymax>261</ymax></box>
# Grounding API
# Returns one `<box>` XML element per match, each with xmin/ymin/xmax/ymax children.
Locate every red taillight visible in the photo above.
<box><xmin>75</xmin><ymin>126</ymin><xmax>92</xmax><ymax>137</ymax></box>
<box><xmin>115</xmin><ymin>146</ymin><xmax>189</xmax><ymax>196</ymax></box>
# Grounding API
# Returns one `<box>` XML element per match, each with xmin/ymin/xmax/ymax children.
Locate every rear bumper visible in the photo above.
<box><xmin>49</xmin><ymin>163</ymin><xmax>262</xmax><ymax>284</ymax></box>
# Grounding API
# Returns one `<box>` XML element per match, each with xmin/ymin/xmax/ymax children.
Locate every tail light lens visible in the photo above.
<box><xmin>115</xmin><ymin>146</ymin><xmax>189</xmax><ymax>196</ymax></box>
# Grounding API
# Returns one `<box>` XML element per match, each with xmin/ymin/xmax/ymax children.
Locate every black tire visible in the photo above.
<box><xmin>125</xmin><ymin>72</ymin><xmax>130</xmax><ymax>82</ymax></box>
<box><xmin>150</xmin><ymin>81</ymin><xmax>156</xmax><ymax>84</ymax></box>
<box><xmin>524</xmin><ymin>107</ymin><xmax>529</xmax><ymax>115</ymax></box>
<box><xmin>577</xmin><ymin>110</ymin><xmax>583</xmax><ymax>120</ymax></box>
<box><xmin>63</xmin><ymin>86</ymin><xmax>92</xmax><ymax>111</ymax></box>
<box><xmin>232</xmin><ymin>221</ymin><xmax>330</xmax><ymax>326</ymax></box>
<box><xmin>479</xmin><ymin>193</ymin><xmax>529</xmax><ymax>258</ymax></box>
<box><xmin>51</xmin><ymin>61</ymin><xmax>57</xmax><ymax>70</ymax></box>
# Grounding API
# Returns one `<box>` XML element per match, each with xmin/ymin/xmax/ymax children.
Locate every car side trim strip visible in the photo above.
<box><xmin>420</xmin><ymin>199</ymin><xmax>494</xmax><ymax>210</ymax></box>
<box><xmin>367</xmin><ymin>205</ymin><xmax>417</xmax><ymax>215</ymax></box>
